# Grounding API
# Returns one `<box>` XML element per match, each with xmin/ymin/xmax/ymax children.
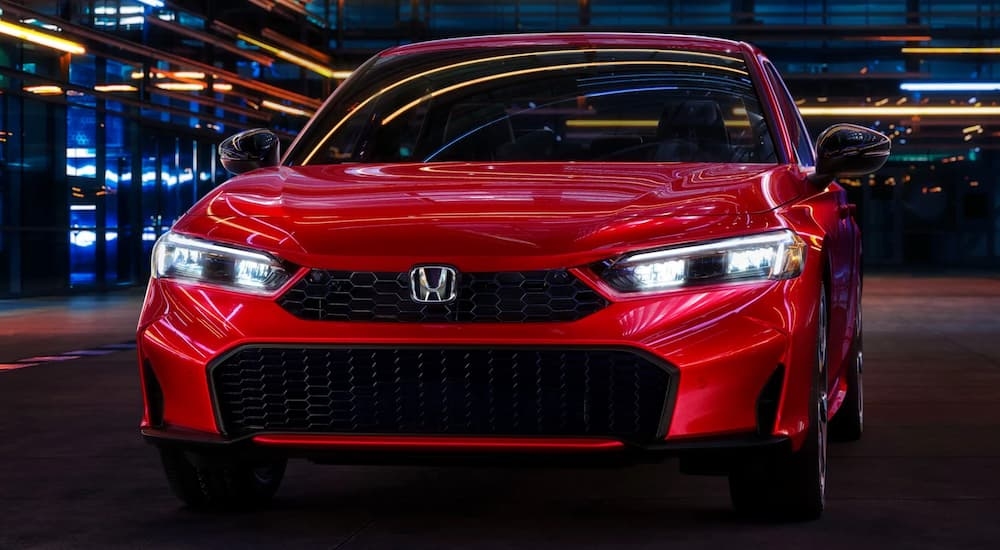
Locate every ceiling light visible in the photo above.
<box><xmin>156</xmin><ymin>82</ymin><xmax>206</xmax><ymax>91</ymax></box>
<box><xmin>902</xmin><ymin>47</ymin><xmax>1000</xmax><ymax>55</ymax></box>
<box><xmin>237</xmin><ymin>33</ymin><xmax>334</xmax><ymax>78</ymax></box>
<box><xmin>24</xmin><ymin>85</ymin><xmax>64</xmax><ymax>95</ymax></box>
<box><xmin>845</xmin><ymin>35</ymin><xmax>931</xmax><ymax>42</ymax></box>
<box><xmin>94</xmin><ymin>84</ymin><xmax>138</xmax><ymax>92</ymax></box>
<box><xmin>261</xmin><ymin>28</ymin><xmax>330</xmax><ymax>64</ymax></box>
<box><xmin>800</xmin><ymin>105</ymin><xmax>1000</xmax><ymax>116</ymax></box>
<box><xmin>261</xmin><ymin>100</ymin><xmax>312</xmax><ymax>116</ymax></box>
<box><xmin>0</xmin><ymin>19</ymin><xmax>85</xmax><ymax>54</ymax></box>
<box><xmin>900</xmin><ymin>82</ymin><xmax>1000</xmax><ymax>92</ymax></box>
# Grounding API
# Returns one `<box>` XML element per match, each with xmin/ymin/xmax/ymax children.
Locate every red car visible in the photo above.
<box><xmin>138</xmin><ymin>33</ymin><xmax>888</xmax><ymax>520</ymax></box>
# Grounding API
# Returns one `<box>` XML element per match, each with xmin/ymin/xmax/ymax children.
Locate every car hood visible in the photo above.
<box><xmin>176</xmin><ymin>162</ymin><xmax>802</xmax><ymax>270</ymax></box>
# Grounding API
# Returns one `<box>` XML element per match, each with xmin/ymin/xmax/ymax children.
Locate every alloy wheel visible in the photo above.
<box><xmin>816</xmin><ymin>288</ymin><xmax>829</xmax><ymax>502</ymax></box>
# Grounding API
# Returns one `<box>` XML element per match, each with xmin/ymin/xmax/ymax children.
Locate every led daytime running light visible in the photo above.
<box><xmin>152</xmin><ymin>232</ymin><xmax>292</xmax><ymax>294</ymax></box>
<box><xmin>603</xmin><ymin>230</ymin><xmax>806</xmax><ymax>292</ymax></box>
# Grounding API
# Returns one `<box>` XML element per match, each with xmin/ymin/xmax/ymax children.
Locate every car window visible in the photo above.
<box><xmin>288</xmin><ymin>47</ymin><xmax>778</xmax><ymax>165</ymax></box>
<box><xmin>763</xmin><ymin>61</ymin><xmax>814</xmax><ymax>167</ymax></box>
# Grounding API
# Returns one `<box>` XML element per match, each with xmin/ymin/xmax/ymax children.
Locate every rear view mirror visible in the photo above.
<box><xmin>219</xmin><ymin>129</ymin><xmax>280</xmax><ymax>175</ymax></box>
<box><xmin>811</xmin><ymin>124</ymin><xmax>890</xmax><ymax>184</ymax></box>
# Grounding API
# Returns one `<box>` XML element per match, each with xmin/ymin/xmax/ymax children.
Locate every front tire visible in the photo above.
<box><xmin>729</xmin><ymin>281</ymin><xmax>829</xmax><ymax>521</ymax></box>
<box><xmin>159</xmin><ymin>448</ymin><xmax>286</xmax><ymax>511</ymax></box>
<box><xmin>830</xmin><ymin>303</ymin><xmax>863</xmax><ymax>441</ymax></box>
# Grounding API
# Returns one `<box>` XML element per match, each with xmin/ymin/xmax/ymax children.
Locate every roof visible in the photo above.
<box><xmin>378</xmin><ymin>32</ymin><xmax>752</xmax><ymax>58</ymax></box>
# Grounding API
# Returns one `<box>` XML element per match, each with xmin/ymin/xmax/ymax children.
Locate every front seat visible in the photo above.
<box><xmin>654</xmin><ymin>100</ymin><xmax>732</xmax><ymax>162</ymax></box>
<box><xmin>435</xmin><ymin>103</ymin><xmax>514</xmax><ymax>161</ymax></box>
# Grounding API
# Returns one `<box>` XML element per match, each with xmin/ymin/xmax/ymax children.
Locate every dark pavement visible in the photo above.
<box><xmin>1</xmin><ymin>275</ymin><xmax>999</xmax><ymax>549</ymax></box>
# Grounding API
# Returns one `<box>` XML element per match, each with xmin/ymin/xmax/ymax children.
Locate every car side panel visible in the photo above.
<box><xmin>778</xmin><ymin>183</ymin><xmax>857</xmax><ymax>414</ymax></box>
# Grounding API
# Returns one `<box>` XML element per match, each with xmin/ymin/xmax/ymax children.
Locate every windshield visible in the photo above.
<box><xmin>286</xmin><ymin>46</ymin><xmax>777</xmax><ymax>165</ymax></box>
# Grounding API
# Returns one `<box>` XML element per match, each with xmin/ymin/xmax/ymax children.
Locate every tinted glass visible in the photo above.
<box><xmin>764</xmin><ymin>62</ymin><xmax>813</xmax><ymax>166</ymax></box>
<box><xmin>287</xmin><ymin>47</ymin><xmax>777</xmax><ymax>165</ymax></box>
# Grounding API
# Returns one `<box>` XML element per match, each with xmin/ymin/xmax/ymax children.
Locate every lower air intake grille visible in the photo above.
<box><xmin>212</xmin><ymin>347</ymin><xmax>671</xmax><ymax>442</ymax></box>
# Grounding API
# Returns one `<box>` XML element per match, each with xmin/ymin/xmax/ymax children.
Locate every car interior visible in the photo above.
<box><xmin>365</xmin><ymin>94</ymin><xmax>777</xmax><ymax>165</ymax></box>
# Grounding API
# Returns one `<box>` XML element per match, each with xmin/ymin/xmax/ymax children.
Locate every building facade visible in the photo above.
<box><xmin>1</xmin><ymin>0</ymin><xmax>999</xmax><ymax>297</ymax></box>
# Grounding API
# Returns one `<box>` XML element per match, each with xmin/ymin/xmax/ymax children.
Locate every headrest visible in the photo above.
<box><xmin>657</xmin><ymin>100</ymin><xmax>727</xmax><ymax>143</ymax></box>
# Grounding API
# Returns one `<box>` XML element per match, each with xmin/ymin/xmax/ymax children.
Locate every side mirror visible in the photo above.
<box><xmin>810</xmin><ymin>123</ymin><xmax>890</xmax><ymax>184</ymax></box>
<box><xmin>219</xmin><ymin>129</ymin><xmax>280</xmax><ymax>175</ymax></box>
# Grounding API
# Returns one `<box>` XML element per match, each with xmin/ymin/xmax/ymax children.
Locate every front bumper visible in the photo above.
<box><xmin>137</xmin><ymin>267</ymin><xmax>819</xmax><ymax>457</ymax></box>
<box><xmin>142</xmin><ymin>425</ymin><xmax>791</xmax><ymax>468</ymax></box>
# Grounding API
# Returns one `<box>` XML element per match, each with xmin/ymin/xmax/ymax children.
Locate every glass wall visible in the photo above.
<box><xmin>0</xmin><ymin>0</ymin><xmax>322</xmax><ymax>296</ymax></box>
<box><xmin>3</xmin><ymin>0</ymin><xmax>1000</xmax><ymax>297</ymax></box>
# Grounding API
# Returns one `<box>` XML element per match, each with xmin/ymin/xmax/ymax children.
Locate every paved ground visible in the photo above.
<box><xmin>1</xmin><ymin>275</ymin><xmax>999</xmax><ymax>549</ymax></box>
<box><xmin>0</xmin><ymin>289</ymin><xmax>144</xmax><ymax>363</ymax></box>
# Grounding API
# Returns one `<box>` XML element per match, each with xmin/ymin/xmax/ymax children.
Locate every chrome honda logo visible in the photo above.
<box><xmin>410</xmin><ymin>265</ymin><xmax>458</xmax><ymax>303</ymax></box>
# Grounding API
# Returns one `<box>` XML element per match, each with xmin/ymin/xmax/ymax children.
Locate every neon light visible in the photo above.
<box><xmin>94</xmin><ymin>84</ymin><xmax>137</xmax><ymax>92</ymax></box>
<box><xmin>24</xmin><ymin>85</ymin><xmax>63</xmax><ymax>95</ymax></box>
<box><xmin>900</xmin><ymin>82</ymin><xmax>1000</xmax><ymax>92</ymax></box>
<box><xmin>155</xmin><ymin>82</ymin><xmax>205</xmax><ymax>91</ymax></box>
<box><xmin>845</xmin><ymin>35</ymin><xmax>931</xmax><ymax>42</ymax></box>
<box><xmin>132</xmin><ymin>71</ymin><xmax>213</xmax><ymax>80</ymax></box>
<box><xmin>800</xmin><ymin>105</ymin><xmax>1000</xmax><ymax>116</ymax></box>
<box><xmin>237</xmin><ymin>33</ymin><xmax>334</xmax><ymax>78</ymax></box>
<box><xmin>261</xmin><ymin>100</ymin><xmax>312</xmax><ymax>117</ymax></box>
<box><xmin>902</xmin><ymin>47</ymin><xmax>1000</xmax><ymax>55</ymax></box>
<box><xmin>0</xmin><ymin>19</ymin><xmax>85</xmax><ymax>54</ymax></box>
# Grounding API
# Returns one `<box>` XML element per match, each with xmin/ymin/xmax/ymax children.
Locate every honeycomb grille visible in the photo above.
<box><xmin>276</xmin><ymin>270</ymin><xmax>607</xmax><ymax>322</ymax></box>
<box><xmin>212</xmin><ymin>347</ymin><xmax>671</xmax><ymax>442</ymax></box>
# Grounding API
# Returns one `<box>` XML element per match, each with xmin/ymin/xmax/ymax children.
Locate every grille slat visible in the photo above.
<box><xmin>278</xmin><ymin>270</ymin><xmax>607</xmax><ymax>322</ymax></box>
<box><xmin>213</xmin><ymin>347</ymin><xmax>670</xmax><ymax>442</ymax></box>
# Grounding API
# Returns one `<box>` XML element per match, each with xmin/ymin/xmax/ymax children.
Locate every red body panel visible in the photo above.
<box><xmin>138</xmin><ymin>33</ymin><xmax>862</xmax><ymax>458</ymax></box>
<box><xmin>175</xmin><ymin>163</ymin><xmax>802</xmax><ymax>271</ymax></box>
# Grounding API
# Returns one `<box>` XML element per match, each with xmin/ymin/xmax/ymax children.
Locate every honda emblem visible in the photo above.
<box><xmin>410</xmin><ymin>266</ymin><xmax>458</xmax><ymax>303</ymax></box>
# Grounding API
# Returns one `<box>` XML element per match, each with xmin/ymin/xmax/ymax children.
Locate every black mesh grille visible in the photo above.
<box><xmin>277</xmin><ymin>270</ymin><xmax>607</xmax><ymax>322</ymax></box>
<box><xmin>212</xmin><ymin>347</ymin><xmax>671</xmax><ymax>442</ymax></box>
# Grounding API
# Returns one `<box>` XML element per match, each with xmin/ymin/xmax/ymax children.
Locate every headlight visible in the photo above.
<box><xmin>152</xmin><ymin>232</ymin><xmax>293</xmax><ymax>294</ymax></box>
<box><xmin>600</xmin><ymin>230</ymin><xmax>806</xmax><ymax>292</ymax></box>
